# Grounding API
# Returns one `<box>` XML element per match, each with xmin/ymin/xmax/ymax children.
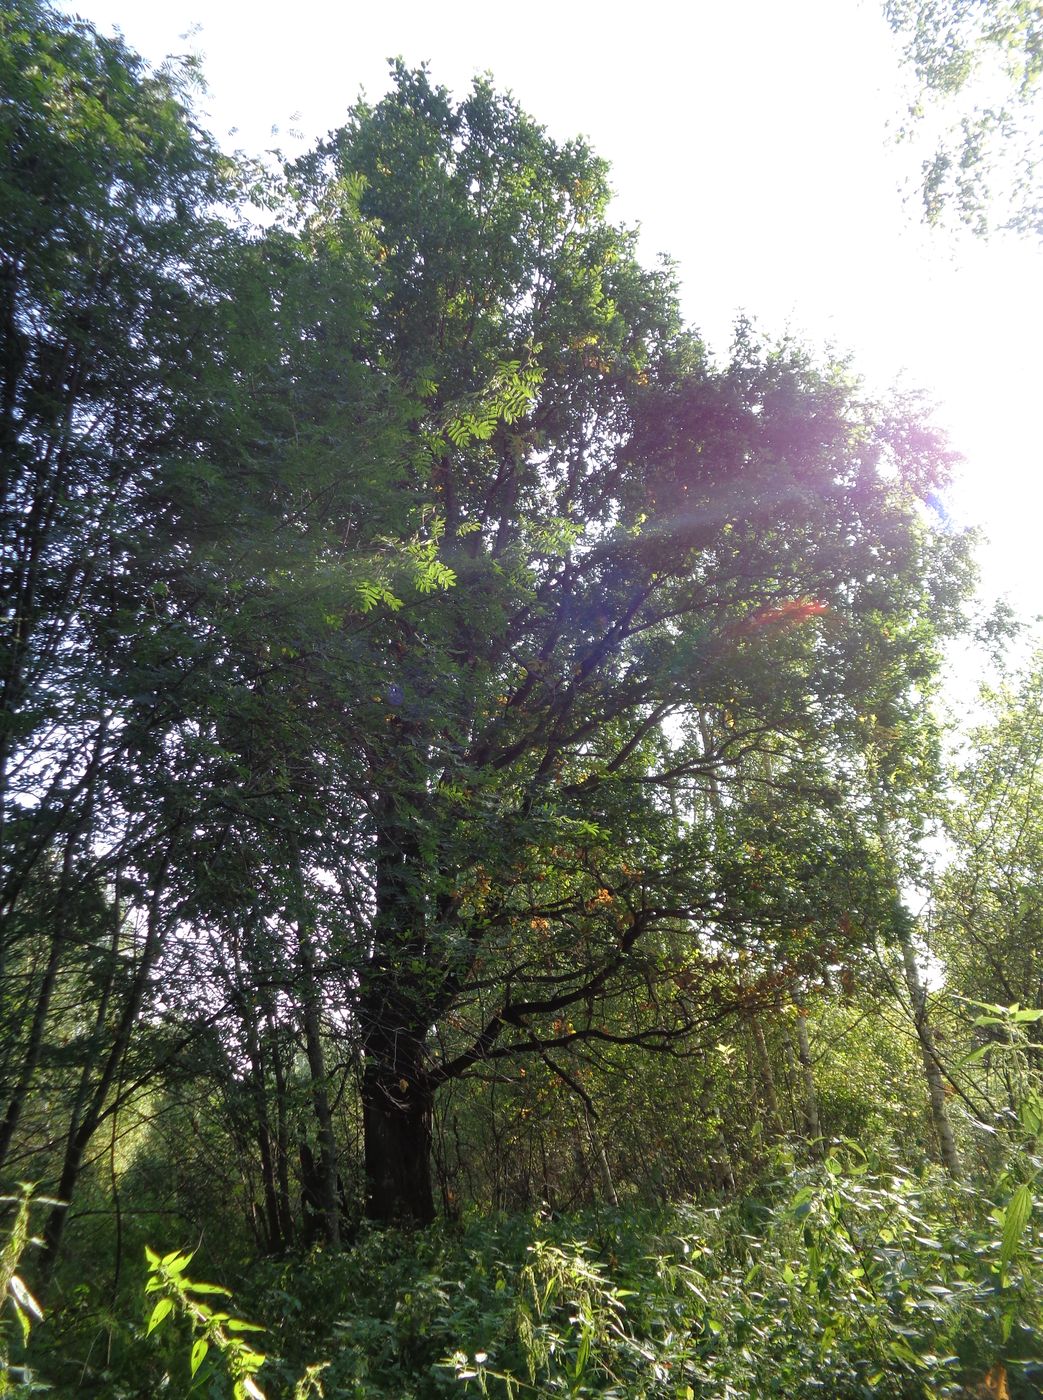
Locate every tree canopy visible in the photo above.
<box><xmin>931</xmin><ymin>656</ymin><xmax>1043</xmax><ymax>1010</ymax></box>
<box><xmin>887</xmin><ymin>0</ymin><xmax>1043</xmax><ymax>235</ymax></box>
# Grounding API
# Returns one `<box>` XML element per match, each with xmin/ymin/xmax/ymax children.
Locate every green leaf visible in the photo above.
<box><xmin>1000</xmin><ymin>1183</ymin><xmax>1034</xmax><ymax>1272</ymax></box>
<box><xmin>1019</xmin><ymin>1093</ymin><xmax>1043</xmax><ymax>1137</ymax></box>
<box><xmin>11</xmin><ymin>1300</ymin><xmax>30</xmax><ymax>1347</ymax></box>
<box><xmin>190</xmin><ymin>1337</ymin><xmax>209</xmax><ymax>1376</ymax></box>
<box><xmin>147</xmin><ymin>1297</ymin><xmax>173</xmax><ymax>1334</ymax></box>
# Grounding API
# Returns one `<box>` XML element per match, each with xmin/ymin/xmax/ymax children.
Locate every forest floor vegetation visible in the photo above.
<box><xmin>6</xmin><ymin>1140</ymin><xmax>1041</xmax><ymax>1399</ymax></box>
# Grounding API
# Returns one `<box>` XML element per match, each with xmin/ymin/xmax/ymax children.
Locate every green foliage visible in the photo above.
<box><xmin>886</xmin><ymin>0</ymin><xmax>1043</xmax><ymax>234</ymax></box>
<box><xmin>3</xmin><ymin>10</ymin><xmax>1039</xmax><ymax>1400</ymax></box>
<box><xmin>13</xmin><ymin>1002</ymin><xmax>1043</xmax><ymax>1396</ymax></box>
<box><xmin>932</xmin><ymin>658</ymin><xmax>1043</xmax><ymax>1019</ymax></box>
<box><xmin>143</xmin><ymin>1247</ymin><xmax>268</xmax><ymax>1399</ymax></box>
<box><xmin>0</xmin><ymin>0</ymin><xmax>262</xmax><ymax>1259</ymax></box>
<box><xmin>0</xmin><ymin>1188</ymin><xmax>45</xmax><ymax>1394</ymax></box>
<box><xmin>2</xmin><ymin>0</ymin><xmax>976</xmax><ymax>1240</ymax></box>
<box><xmin>217</xmin><ymin>1156</ymin><xmax>1040</xmax><ymax>1398</ymax></box>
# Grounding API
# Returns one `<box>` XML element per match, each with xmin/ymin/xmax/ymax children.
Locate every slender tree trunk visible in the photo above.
<box><xmin>0</xmin><ymin>923</ymin><xmax>65</xmax><ymax>1171</ymax></box>
<box><xmin>42</xmin><ymin>855</ymin><xmax>171</xmax><ymax>1269</ymax></box>
<box><xmin>40</xmin><ymin>894</ymin><xmax>123</xmax><ymax>1222</ymax></box>
<box><xmin>297</xmin><ymin>917</ymin><xmax>341</xmax><ymax>1248</ymax></box>
<box><xmin>232</xmin><ymin>921</ymin><xmax>285</xmax><ymax>1254</ymax></box>
<box><xmin>694</xmin><ymin>1070</ymin><xmax>735</xmax><ymax>1192</ymax></box>
<box><xmin>585</xmin><ymin>1109</ymin><xmax>619</xmax><ymax>1206</ymax></box>
<box><xmin>0</xmin><ymin>724</ymin><xmax>107</xmax><ymax>1171</ymax></box>
<box><xmin>774</xmin><ymin>989</ymin><xmax>801</xmax><ymax>1132</ymax></box>
<box><xmin>792</xmin><ymin>986</ymin><xmax>823</xmax><ymax>1154</ymax></box>
<box><xmin>249</xmin><ymin>1057</ymin><xmax>283</xmax><ymax>1254</ymax></box>
<box><xmin>901</xmin><ymin>933</ymin><xmax>961</xmax><ymax>1179</ymax></box>
<box><xmin>750</xmin><ymin>1012</ymin><xmax>785</xmax><ymax>1138</ymax></box>
<box><xmin>268</xmin><ymin>1015</ymin><xmax>295</xmax><ymax>1247</ymax></box>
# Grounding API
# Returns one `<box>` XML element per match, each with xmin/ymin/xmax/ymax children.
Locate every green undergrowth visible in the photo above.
<box><xmin>9</xmin><ymin>1148</ymin><xmax>1042</xmax><ymax>1398</ymax></box>
<box><xmin>238</xmin><ymin>1152</ymin><xmax>1041</xmax><ymax>1400</ymax></box>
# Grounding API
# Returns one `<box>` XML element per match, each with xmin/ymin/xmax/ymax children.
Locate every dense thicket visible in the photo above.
<box><xmin>3</xmin><ymin>5</ymin><xmax>1041</xmax><ymax>1398</ymax></box>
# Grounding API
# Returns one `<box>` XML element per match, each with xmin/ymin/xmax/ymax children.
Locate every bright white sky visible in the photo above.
<box><xmin>64</xmin><ymin>0</ymin><xmax>1043</xmax><ymax>646</ymax></box>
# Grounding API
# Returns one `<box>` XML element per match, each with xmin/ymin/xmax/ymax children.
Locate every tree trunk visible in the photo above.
<box><xmin>267</xmin><ymin>1011</ymin><xmax>295</xmax><ymax>1248</ymax></box>
<box><xmin>362</xmin><ymin>1058</ymin><xmax>435</xmax><ymax>1225</ymax></box>
<box><xmin>585</xmin><ymin>1109</ymin><xmax>619</xmax><ymax>1206</ymax></box>
<box><xmin>901</xmin><ymin>933</ymin><xmax>961</xmax><ymax>1178</ymax></box>
<box><xmin>297</xmin><ymin>918</ymin><xmax>341</xmax><ymax>1248</ymax></box>
<box><xmin>774</xmin><ymin>989</ymin><xmax>801</xmax><ymax>1133</ymax></box>
<box><xmin>0</xmin><ymin>923</ymin><xmax>65</xmax><ymax>1170</ymax></box>
<box><xmin>750</xmin><ymin>1012</ymin><xmax>785</xmax><ymax>1139</ymax></box>
<box><xmin>361</xmin><ymin>800</ymin><xmax>437</xmax><ymax>1225</ymax></box>
<box><xmin>696</xmin><ymin>1072</ymin><xmax>735</xmax><ymax>1193</ymax></box>
<box><xmin>793</xmin><ymin>989</ymin><xmax>823</xmax><ymax>1154</ymax></box>
<box><xmin>0</xmin><ymin>724</ymin><xmax>107</xmax><ymax>1171</ymax></box>
<box><xmin>42</xmin><ymin>855</ymin><xmax>171</xmax><ymax>1270</ymax></box>
<box><xmin>250</xmin><ymin>1067</ymin><xmax>283</xmax><ymax>1255</ymax></box>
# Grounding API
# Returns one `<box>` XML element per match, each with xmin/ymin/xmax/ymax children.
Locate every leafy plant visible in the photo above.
<box><xmin>0</xmin><ymin>1187</ymin><xmax>48</xmax><ymax>1395</ymax></box>
<box><xmin>144</xmin><ymin>1247</ymin><xmax>267</xmax><ymax>1399</ymax></box>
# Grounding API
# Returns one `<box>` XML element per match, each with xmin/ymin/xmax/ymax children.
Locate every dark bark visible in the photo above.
<box><xmin>361</xmin><ymin>800</ymin><xmax>438</xmax><ymax>1224</ymax></box>
<box><xmin>250</xmin><ymin>1057</ymin><xmax>284</xmax><ymax>1255</ymax></box>
<box><xmin>235</xmin><ymin>923</ymin><xmax>288</xmax><ymax>1254</ymax></box>
<box><xmin>362</xmin><ymin>1057</ymin><xmax>435</xmax><ymax>1225</ymax></box>
<box><xmin>268</xmin><ymin>1012</ymin><xmax>295</xmax><ymax>1248</ymax></box>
